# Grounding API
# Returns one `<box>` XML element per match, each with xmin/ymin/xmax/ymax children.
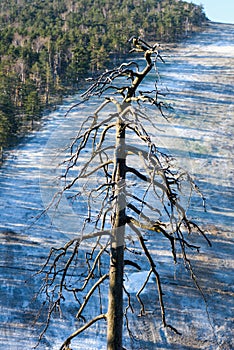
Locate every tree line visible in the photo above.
<box><xmin>0</xmin><ymin>0</ymin><xmax>207</xmax><ymax>156</ymax></box>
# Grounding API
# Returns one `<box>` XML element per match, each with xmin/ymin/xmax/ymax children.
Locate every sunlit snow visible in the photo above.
<box><xmin>0</xmin><ymin>22</ymin><xmax>233</xmax><ymax>349</ymax></box>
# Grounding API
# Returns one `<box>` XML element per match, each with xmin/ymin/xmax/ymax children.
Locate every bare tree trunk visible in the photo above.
<box><xmin>107</xmin><ymin>117</ymin><xmax>126</xmax><ymax>349</ymax></box>
<box><xmin>0</xmin><ymin>146</ymin><xmax>3</xmax><ymax>163</ymax></box>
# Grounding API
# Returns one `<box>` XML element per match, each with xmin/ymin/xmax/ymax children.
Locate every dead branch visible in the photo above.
<box><xmin>126</xmin><ymin>215</ymin><xmax>177</xmax><ymax>263</ymax></box>
<box><xmin>76</xmin><ymin>273</ymin><xmax>109</xmax><ymax>320</ymax></box>
<box><xmin>136</xmin><ymin>269</ymin><xmax>153</xmax><ymax>315</ymax></box>
<box><xmin>126</xmin><ymin>191</ymin><xmax>162</xmax><ymax>216</ymax></box>
<box><xmin>59</xmin><ymin>314</ymin><xmax>107</xmax><ymax>350</ymax></box>
<box><xmin>76</xmin><ymin>245</ymin><xmax>108</xmax><ymax>293</ymax></box>
<box><xmin>123</xmin><ymin>285</ymin><xmax>135</xmax><ymax>339</ymax></box>
<box><xmin>127</xmin><ymin>221</ymin><xmax>181</xmax><ymax>335</ymax></box>
<box><xmin>124</xmin><ymin>259</ymin><xmax>141</xmax><ymax>271</ymax></box>
<box><xmin>125</xmin><ymin>164</ymin><xmax>169</xmax><ymax>195</ymax></box>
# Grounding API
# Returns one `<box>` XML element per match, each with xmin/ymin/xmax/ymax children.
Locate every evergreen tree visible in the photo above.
<box><xmin>0</xmin><ymin>0</ymin><xmax>208</xmax><ymax>154</ymax></box>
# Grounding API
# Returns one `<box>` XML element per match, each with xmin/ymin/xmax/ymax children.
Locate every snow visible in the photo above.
<box><xmin>0</xmin><ymin>22</ymin><xmax>233</xmax><ymax>349</ymax></box>
<box><xmin>124</xmin><ymin>271</ymin><xmax>154</xmax><ymax>294</ymax></box>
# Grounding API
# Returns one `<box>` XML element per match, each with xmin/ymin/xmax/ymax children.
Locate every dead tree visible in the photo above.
<box><xmin>35</xmin><ymin>37</ymin><xmax>210</xmax><ymax>350</ymax></box>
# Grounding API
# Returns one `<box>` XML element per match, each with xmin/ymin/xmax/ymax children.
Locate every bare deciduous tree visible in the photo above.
<box><xmin>35</xmin><ymin>37</ymin><xmax>210</xmax><ymax>350</ymax></box>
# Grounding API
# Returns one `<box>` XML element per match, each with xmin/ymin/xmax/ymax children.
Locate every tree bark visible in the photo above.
<box><xmin>107</xmin><ymin>117</ymin><xmax>126</xmax><ymax>349</ymax></box>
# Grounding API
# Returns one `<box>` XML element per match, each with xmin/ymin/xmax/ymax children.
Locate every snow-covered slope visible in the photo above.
<box><xmin>0</xmin><ymin>22</ymin><xmax>233</xmax><ymax>349</ymax></box>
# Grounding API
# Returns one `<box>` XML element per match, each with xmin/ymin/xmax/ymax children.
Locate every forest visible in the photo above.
<box><xmin>0</xmin><ymin>0</ymin><xmax>207</xmax><ymax>155</ymax></box>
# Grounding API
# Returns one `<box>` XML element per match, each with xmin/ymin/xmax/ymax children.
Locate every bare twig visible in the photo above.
<box><xmin>59</xmin><ymin>314</ymin><xmax>107</xmax><ymax>350</ymax></box>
